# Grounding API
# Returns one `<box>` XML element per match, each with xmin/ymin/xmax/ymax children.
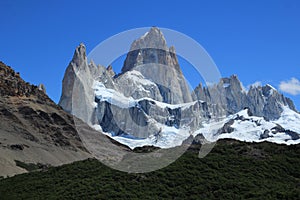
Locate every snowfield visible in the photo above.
<box><xmin>93</xmin><ymin>124</ymin><xmax>190</xmax><ymax>150</ymax></box>
<box><xmin>195</xmin><ymin>108</ymin><xmax>300</xmax><ymax>145</ymax></box>
<box><xmin>93</xmin><ymin>80</ymin><xmax>199</xmax><ymax>110</ymax></box>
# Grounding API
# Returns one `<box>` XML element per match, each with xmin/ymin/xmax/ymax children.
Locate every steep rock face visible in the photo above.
<box><xmin>122</xmin><ymin>27</ymin><xmax>169</xmax><ymax>72</ymax></box>
<box><xmin>247</xmin><ymin>84</ymin><xmax>296</xmax><ymax>120</ymax></box>
<box><xmin>121</xmin><ymin>27</ymin><xmax>193</xmax><ymax>104</ymax></box>
<box><xmin>94</xmin><ymin>94</ymin><xmax>226</xmax><ymax>138</ymax></box>
<box><xmin>194</xmin><ymin>76</ymin><xmax>297</xmax><ymax>120</ymax></box>
<box><xmin>0</xmin><ymin>62</ymin><xmax>91</xmax><ymax>177</ymax></box>
<box><xmin>59</xmin><ymin>43</ymin><xmax>89</xmax><ymax>113</ymax></box>
<box><xmin>96</xmin><ymin>101</ymin><xmax>158</xmax><ymax>138</ymax></box>
<box><xmin>59</xmin><ymin>44</ymin><xmax>117</xmax><ymax>124</ymax></box>
<box><xmin>59</xmin><ymin>44</ymin><xmax>100</xmax><ymax>125</ymax></box>
<box><xmin>193</xmin><ymin>75</ymin><xmax>248</xmax><ymax>118</ymax></box>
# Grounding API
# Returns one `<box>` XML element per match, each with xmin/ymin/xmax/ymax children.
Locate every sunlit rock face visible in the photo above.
<box><xmin>121</xmin><ymin>27</ymin><xmax>193</xmax><ymax>104</ymax></box>
<box><xmin>193</xmin><ymin>76</ymin><xmax>297</xmax><ymax>120</ymax></box>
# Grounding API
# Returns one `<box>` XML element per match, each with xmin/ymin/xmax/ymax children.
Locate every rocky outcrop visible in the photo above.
<box><xmin>0</xmin><ymin>62</ymin><xmax>49</xmax><ymax>101</ymax></box>
<box><xmin>122</xmin><ymin>27</ymin><xmax>169</xmax><ymax>73</ymax></box>
<box><xmin>38</xmin><ymin>83</ymin><xmax>46</xmax><ymax>94</ymax></box>
<box><xmin>217</xmin><ymin>119</ymin><xmax>235</xmax><ymax>134</ymax></box>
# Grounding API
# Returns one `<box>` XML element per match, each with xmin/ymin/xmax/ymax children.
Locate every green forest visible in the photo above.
<box><xmin>1</xmin><ymin>139</ymin><xmax>299</xmax><ymax>200</ymax></box>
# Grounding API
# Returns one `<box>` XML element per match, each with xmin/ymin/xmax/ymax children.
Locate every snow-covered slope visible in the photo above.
<box><xmin>93</xmin><ymin>124</ymin><xmax>190</xmax><ymax>150</ymax></box>
<box><xmin>93</xmin><ymin>80</ymin><xmax>198</xmax><ymax>110</ymax></box>
<box><xmin>273</xmin><ymin>106</ymin><xmax>300</xmax><ymax>134</ymax></box>
<box><xmin>195</xmin><ymin>108</ymin><xmax>300</xmax><ymax>145</ymax></box>
<box><xmin>93</xmin><ymin>106</ymin><xmax>300</xmax><ymax>149</ymax></box>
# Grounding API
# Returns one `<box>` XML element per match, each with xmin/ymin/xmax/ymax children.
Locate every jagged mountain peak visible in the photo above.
<box><xmin>129</xmin><ymin>27</ymin><xmax>168</xmax><ymax>51</ymax></box>
<box><xmin>193</xmin><ymin>75</ymin><xmax>297</xmax><ymax>120</ymax></box>
<box><xmin>219</xmin><ymin>75</ymin><xmax>244</xmax><ymax>90</ymax></box>
<box><xmin>106</xmin><ymin>65</ymin><xmax>116</xmax><ymax>77</ymax></box>
<box><xmin>71</xmin><ymin>43</ymin><xmax>87</xmax><ymax>70</ymax></box>
<box><xmin>75</xmin><ymin>42</ymin><xmax>86</xmax><ymax>56</ymax></box>
<box><xmin>121</xmin><ymin>27</ymin><xmax>179</xmax><ymax>73</ymax></box>
<box><xmin>119</xmin><ymin>27</ymin><xmax>192</xmax><ymax>104</ymax></box>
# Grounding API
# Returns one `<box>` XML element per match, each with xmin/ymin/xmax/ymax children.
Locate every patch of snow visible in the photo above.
<box><xmin>123</xmin><ymin>70</ymin><xmax>156</xmax><ymax>86</ymax></box>
<box><xmin>240</xmin><ymin>82</ymin><xmax>247</xmax><ymax>93</ymax></box>
<box><xmin>140</xmin><ymin>31</ymin><xmax>149</xmax><ymax>39</ymax></box>
<box><xmin>92</xmin><ymin>124</ymin><xmax>103</xmax><ymax>132</ymax></box>
<box><xmin>223</xmin><ymin>83</ymin><xmax>230</xmax><ymax>88</ymax></box>
<box><xmin>93</xmin><ymin>80</ymin><xmax>199</xmax><ymax>110</ymax></box>
<box><xmin>101</xmin><ymin>125</ymin><xmax>190</xmax><ymax>149</ymax></box>
<box><xmin>93</xmin><ymin>81</ymin><xmax>136</xmax><ymax>108</ymax></box>
<box><xmin>193</xmin><ymin>119</ymin><xmax>225</xmax><ymax>142</ymax></box>
<box><xmin>273</xmin><ymin>106</ymin><xmax>300</xmax><ymax>134</ymax></box>
<box><xmin>93</xmin><ymin>102</ymin><xmax>98</xmax><ymax>108</ymax></box>
<box><xmin>194</xmin><ymin>108</ymin><xmax>300</xmax><ymax>145</ymax></box>
<box><xmin>266</xmin><ymin>84</ymin><xmax>277</xmax><ymax>91</ymax></box>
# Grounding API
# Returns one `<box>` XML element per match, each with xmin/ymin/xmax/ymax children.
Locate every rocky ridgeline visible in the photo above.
<box><xmin>0</xmin><ymin>62</ymin><xmax>48</xmax><ymax>101</ymax></box>
<box><xmin>193</xmin><ymin>75</ymin><xmax>297</xmax><ymax>120</ymax></box>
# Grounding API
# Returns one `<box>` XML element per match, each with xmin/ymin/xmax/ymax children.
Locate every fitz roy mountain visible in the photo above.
<box><xmin>59</xmin><ymin>27</ymin><xmax>300</xmax><ymax>149</ymax></box>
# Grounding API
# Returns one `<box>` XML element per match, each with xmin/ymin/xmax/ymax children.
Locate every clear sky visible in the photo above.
<box><xmin>0</xmin><ymin>0</ymin><xmax>299</xmax><ymax>109</ymax></box>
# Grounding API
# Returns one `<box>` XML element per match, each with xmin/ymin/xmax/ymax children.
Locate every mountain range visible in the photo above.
<box><xmin>59</xmin><ymin>27</ymin><xmax>300</xmax><ymax>149</ymax></box>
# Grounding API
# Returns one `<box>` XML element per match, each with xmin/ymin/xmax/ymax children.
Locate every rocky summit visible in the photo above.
<box><xmin>59</xmin><ymin>27</ymin><xmax>300</xmax><ymax>148</ymax></box>
<box><xmin>121</xmin><ymin>27</ymin><xmax>193</xmax><ymax>104</ymax></box>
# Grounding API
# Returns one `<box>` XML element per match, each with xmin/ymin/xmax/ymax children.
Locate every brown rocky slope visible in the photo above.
<box><xmin>0</xmin><ymin>61</ymin><xmax>91</xmax><ymax>177</ymax></box>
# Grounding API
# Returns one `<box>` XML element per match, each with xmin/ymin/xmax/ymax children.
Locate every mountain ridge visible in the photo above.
<box><xmin>193</xmin><ymin>74</ymin><xmax>297</xmax><ymax>120</ymax></box>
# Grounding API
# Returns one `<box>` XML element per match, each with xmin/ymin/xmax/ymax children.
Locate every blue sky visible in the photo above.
<box><xmin>0</xmin><ymin>0</ymin><xmax>299</xmax><ymax>109</ymax></box>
